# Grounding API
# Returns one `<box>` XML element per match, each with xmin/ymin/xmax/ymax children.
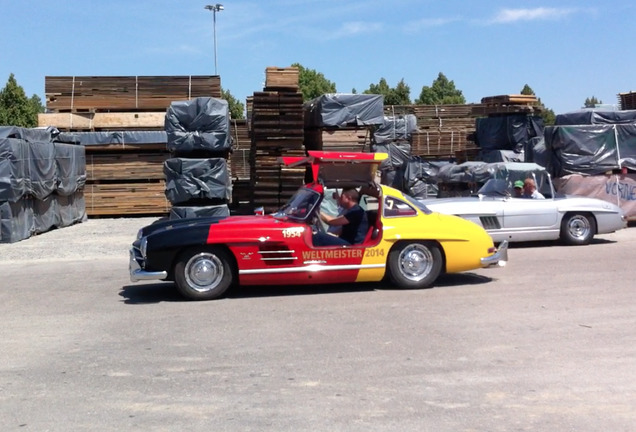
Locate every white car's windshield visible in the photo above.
<box><xmin>477</xmin><ymin>179</ymin><xmax>510</xmax><ymax>197</ymax></box>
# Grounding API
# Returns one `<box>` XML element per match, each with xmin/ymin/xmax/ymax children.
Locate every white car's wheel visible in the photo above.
<box><xmin>174</xmin><ymin>247</ymin><xmax>233</xmax><ymax>300</ymax></box>
<box><xmin>388</xmin><ymin>241</ymin><xmax>442</xmax><ymax>289</ymax></box>
<box><xmin>561</xmin><ymin>213</ymin><xmax>596</xmax><ymax>246</ymax></box>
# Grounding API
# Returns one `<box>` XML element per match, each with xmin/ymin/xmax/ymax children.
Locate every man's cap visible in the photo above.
<box><xmin>513</xmin><ymin>180</ymin><xmax>524</xmax><ymax>188</ymax></box>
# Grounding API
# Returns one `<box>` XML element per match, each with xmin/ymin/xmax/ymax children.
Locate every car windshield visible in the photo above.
<box><xmin>403</xmin><ymin>194</ymin><xmax>433</xmax><ymax>214</ymax></box>
<box><xmin>477</xmin><ymin>179</ymin><xmax>510</xmax><ymax>197</ymax></box>
<box><xmin>273</xmin><ymin>187</ymin><xmax>322</xmax><ymax>221</ymax></box>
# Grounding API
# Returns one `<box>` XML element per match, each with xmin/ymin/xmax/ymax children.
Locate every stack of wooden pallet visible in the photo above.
<box><xmin>264</xmin><ymin>67</ymin><xmax>300</xmax><ymax>91</ymax></box>
<box><xmin>472</xmin><ymin>94</ymin><xmax>542</xmax><ymax>117</ymax></box>
<box><xmin>249</xmin><ymin>67</ymin><xmax>305</xmax><ymax>212</ymax></box>
<box><xmin>385</xmin><ymin>104</ymin><xmax>480</xmax><ymax>160</ymax></box>
<box><xmin>305</xmin><ymin>128</ymin><xmax>373</xmax><ymax>152</ymax></box>
<box><xmin>619</xmin><ymin>92</ymin><xmax>636</xmax><ymax>110</ymax></box>
<box><xmin>39</xmin><ymin>75</ymin><xmax>222</xmax><ymax>217</ymax></box>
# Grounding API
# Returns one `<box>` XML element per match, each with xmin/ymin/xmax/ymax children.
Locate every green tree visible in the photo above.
<box><xmin>292</xmin><ymin>63</ymin><xmax>337</xmax><ymax>102</ymax></box>
<box><xmin>415</xmin><ymin>72</ymin><xmax>465</xmax><ymax>105</ymax></box>
<box><xmin>0</xmin><ymin>73</ymin><xmax>41</xmax><ymax>127</ymax></box>
<box><xmin>363</xmin><ymin>78</ymin><xmax>411</xmax><ymax>105</ymax></box>
<box><xmin>221</xmin><ymin>88</ymin><xmax>245</xmax><ymax>119</ymax></box>
<box><xmin>584</xmin><ymin>96</ymin><xmax>602</xmax><ymax>108</ymax></box>
<box><xmin>519</xmin><ymin>84</ymin><xmax>555</xmax><ymax>125</ymax></box>
<box><xmin>520</xmin><ymin>84</ymin><xmax>534</xmax><ymax>95</ymax></box>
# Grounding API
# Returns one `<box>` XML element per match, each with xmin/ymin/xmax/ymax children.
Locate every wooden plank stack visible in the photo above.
<box><xmin>619</xmin><ymin>92</ymin><xmax>636</xmax><ymax>110</ymax></box>
<box><xmin>39</xmin><ymin>75</ymin><xmax>222</xmax><ymax>217</ymax></box>
<box><xmin>473</xmin><ymin>94</ymin><xmax>542</xmax><ymax>117</ymax></box>
<box><xmin>249</xmin><ymin>67</ymin><xmax>305</xmax><ymax>212</ymax></box>
<box><xmin>385</xmin><ymin>104</ymin><xmax>481</xmax><ymax>160</ymax></box>
<box><xmin>45</xmin><ymin>75</ymin><xmax>222</xmax><ymax>112</ymax></box>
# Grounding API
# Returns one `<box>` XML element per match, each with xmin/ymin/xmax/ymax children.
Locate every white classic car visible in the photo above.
<box><xmin>420</xmin><ymin>170</ymin><xmax>627</xmax><ymax>245</ymax></box>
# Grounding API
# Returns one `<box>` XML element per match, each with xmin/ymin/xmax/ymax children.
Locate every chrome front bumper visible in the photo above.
<box><xmin>129</xmin><ymin>248</ymin><xmax>168</xmax><ymax>282</ymax></box>
<box><xmin>480</xmin><ymin>240</ymin><xmax>508</xmax><ymax>268</ymax></box>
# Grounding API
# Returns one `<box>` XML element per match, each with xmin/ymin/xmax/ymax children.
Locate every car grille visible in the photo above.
<box><xmin>480</xmin><ymin>216</ymin><xmax>501</xmax><ymax>230</ymax></box>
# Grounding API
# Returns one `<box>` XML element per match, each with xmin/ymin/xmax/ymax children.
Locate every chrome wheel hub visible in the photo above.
<box><xmin>398</xmin><ymin>244</ymin><xmax>434</xmax><ymax>282</ymax></box>
<box><xmin>185</xmin><ymin>252</ymin><xmax>224</xmax><ymax>293</ymax></box>
<box><xmin>568</xmin><ymin>216</ymin><xmax>590</xmax><ymax>240</ymax></box>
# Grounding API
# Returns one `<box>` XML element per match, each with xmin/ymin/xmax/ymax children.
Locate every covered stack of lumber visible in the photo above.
<box><xmin>304</xmin><ymin>94</ymin><xmax>383</xmax><ymax>153</ymax></box>
<box><xmin>0</xmin><ymin>127</ymin><xmax>86</xmax><ymax>243</ymax></box>
<box><xmin>249</xmin><ymin>67</ymin><xmax>305</xmax><ymax>213</ymax></box>
<box><xmin>163</xmin><ymin>97</ymin><xmax>232</xmax><ymax>219</ymax></box>
<box><xmin>38</xmin><ymin>75</ymin><xmax>221</xmax><ymax>217</ymax></box>
<box><xmin>472</xmin><ymin>94</ymin><xmax>545</xmax><ymax>164</ymax></box>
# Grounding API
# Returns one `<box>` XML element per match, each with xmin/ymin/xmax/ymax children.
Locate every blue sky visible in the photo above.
<box><xmin>1</xmin><ymin>0</ymin><xmax>633</xmax><ymax>114</ymax></box>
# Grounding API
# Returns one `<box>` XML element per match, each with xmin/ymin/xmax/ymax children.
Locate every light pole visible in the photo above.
<box><xmin>204</xmin><ymin>4</ymin><xmax>224</xmax><ymax>76</ymax></box>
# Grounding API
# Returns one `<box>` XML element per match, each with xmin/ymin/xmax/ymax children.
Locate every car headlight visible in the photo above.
<box><xmin>140</xmin><ymin>237</ymin><xmax>148</xmax><ymax>258</ymax></box>
<box><xmin>136</xmin><ymin>228</ymin><xmax>143</xmax><ymax>240</ymax></box>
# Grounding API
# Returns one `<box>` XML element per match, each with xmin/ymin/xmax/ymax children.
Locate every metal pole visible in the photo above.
<box><xmin>205</xmin><ymin>5</ymin><xmax>223</xmax><ymax>76</ymax></box>
<box><xmin>213</xmin><ymin>9</ymin><xmax>218</xmax><ymax>75</ymax></box>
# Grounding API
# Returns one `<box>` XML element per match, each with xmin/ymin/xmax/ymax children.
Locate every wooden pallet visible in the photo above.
<box><xmin>481</xmin><ymin>94</ymin><xmax>538</xmax><ymax>105</ymax></box>
<box><xmin>264</xmin><ymin>66</ymin><xmax>300</xmax><ymax>91</ymax></box>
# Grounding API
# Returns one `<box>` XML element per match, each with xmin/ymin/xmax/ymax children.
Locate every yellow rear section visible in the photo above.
<box><xmin>355</xmin><ymin>186</ymin><xmax>495</xmax><ymax>282</ymax></box>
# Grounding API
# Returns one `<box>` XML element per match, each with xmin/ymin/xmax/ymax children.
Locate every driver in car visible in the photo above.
<box><xmin>313</xmin><ymin>188</ymin><xmax>369</xmax><ymax>247</ymax></box>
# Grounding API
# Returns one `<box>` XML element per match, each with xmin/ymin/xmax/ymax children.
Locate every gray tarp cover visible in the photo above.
<box><xmin>28</xmin><ymin>141</ymin><xmax>57</xmax><ymax>199</ymax></box>
<box><xmin>0</xmin><ymin>192</ymin><xmax>85</xmax><ymax>243</ymax></box>
<box><xmin>0</xmin><ymin>138</ymin><xmax>29</xmax><ymax>201</ymax></box>
<box><xmin>55</xmin><ymin>143</ymin><xmax>87</xmax><ymax>196</ymax></box>
<box><xmin>165</xmin><ymin>97</ymin><xmax>231</xmax><ymax>154</ymax></box>
<box><xmin>0</xmin><ymin>128</ymin><xmax>86</xmax><ymax>202</ymax></box>
<box><xmin>0</xmin><ymin>126</ymin><xmax>55</xmax><ymax>142</ymax></box>
<box><xmin>373</xmin><ymin>143</ymin><xmax>444</xmax><ymax>198</ymax></box>
<box><xmin>482</xmin><ymin>149</ymin><xmax>524</xmax><ymax>163</ymax></box>
<box><xmin>475</xmin><ymin>115</ymin><xmax>544</xmax><ymax>151</ymax></box>
<box><xmin>373</xmin><ymin>115</ymin><xmax>418</xmax><ymax>145</ymax></box>
<box><xmin>170</xmin><ymin>203</ymin><xmax>230</xmax><ymax>219</ymax></box>
<box><xmin>555</xmin><ymin>109</ymin><xmax>636</xmax><ymax>125</ymax></box>
<box><xmin>57</xmin><ymin>131</ymin><xmax>167</xmax><ymax>146</ymax></box>
<box><xmin>544</xmin><ymin>124</ymin><xmax>636</xmax><ymax>176</ymax></box>
<box><xmin>0</xmin><ymin>126</ymin><xmax>86</xmax><ymax>243</ymax></box>
<box><xmin>304</xmin><ymin>94</ymin><xmax>385</xmax><ymax>128</ymax></box>
<box><xmin>164</xmin><ymin>157</ymin><xmax>231</xmax><ymax>204</ymax></box>
<box><xmin>435</xmin><ymin>161</ymin><xmax>549</xmax><ymax>189</ymax></box>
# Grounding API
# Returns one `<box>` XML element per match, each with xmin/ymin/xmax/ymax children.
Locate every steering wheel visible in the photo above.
<box><xmin>311</xmin><ymin>214</ymin><xmax>326</xmax><ymax>235</ymax></box>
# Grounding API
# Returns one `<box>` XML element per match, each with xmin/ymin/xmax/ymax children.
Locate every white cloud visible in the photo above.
<box><xmin>324</xmin><ymin>21</ymin><xmax>383</xmax><ymax>40</ymax></box>
<box><xmin>490</xmin><ymin>7</ymin><xmax>577</xmax><ymax>24</ymax></box>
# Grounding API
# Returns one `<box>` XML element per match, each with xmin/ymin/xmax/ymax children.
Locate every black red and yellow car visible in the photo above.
<box><xmin>129</xmin><ymin>151</ymin><xmax>508</xmax><ymax>300</ymax></box>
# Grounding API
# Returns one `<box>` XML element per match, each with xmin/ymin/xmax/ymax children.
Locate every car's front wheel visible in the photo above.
<box><xmin>388</xmin><ymin>241</ymin><xmax>443</xmax><ymax>289</ymax></box>
<box><xmin>174</xmin><ymin>246</ymin><xmax>234</xmax><ymax>300</ymax></box>
<box><xmin>560</xmin><ymin>213</ymin><xmax>596</xmax><ymax>245</ymax></box>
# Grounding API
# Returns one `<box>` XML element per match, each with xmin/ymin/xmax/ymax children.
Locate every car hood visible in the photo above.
<box><xmin>137</xmin><ymin>214</ymin><xmax>299</xmax><ymax>240</ymax></box>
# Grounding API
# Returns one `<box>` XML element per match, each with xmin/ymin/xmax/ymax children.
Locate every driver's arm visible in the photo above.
<box><xmin>320</xmin><ymin>211</ymin><xmax>349</xmax><ymax>226</ymax></box>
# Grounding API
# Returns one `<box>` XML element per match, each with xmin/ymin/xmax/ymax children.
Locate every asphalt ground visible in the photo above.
<box><xmin>1</xmin><ymin>219</ymin><xmax>635</xmax><ymax>431</ymax></box>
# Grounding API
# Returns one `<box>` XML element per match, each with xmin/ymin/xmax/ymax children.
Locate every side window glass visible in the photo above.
<box><xmin>383</xmin><ymin>196</ymin><xmax>417</xmax><ymax>217</ymax></box>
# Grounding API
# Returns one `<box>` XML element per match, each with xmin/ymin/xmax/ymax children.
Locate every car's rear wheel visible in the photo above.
<box><xmin>174</xmin><ymin>246</ymin><xmax>233</xmax><ymax>300</ymax></box>
<box><xmin>560</xmin><ymin>213</ymin><xmax>596</xmax><ymax>245</ymax></box>
<box><xmin>388</xmin><ymin>241</ymin><xmax>442</xmax><ymax>289</ymax></box>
